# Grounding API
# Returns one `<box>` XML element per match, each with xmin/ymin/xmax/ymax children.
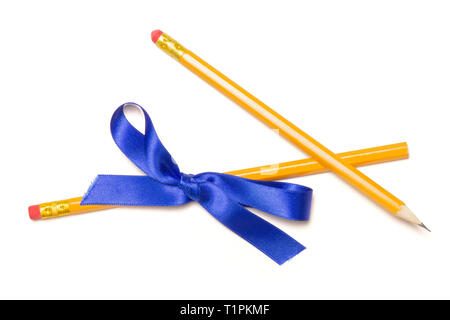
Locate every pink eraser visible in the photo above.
<box><xmin>151</xmin><ymin>29</ymin><xmax>163</xmax><ymax>43</ymax></box>
<box><xmin>28</xmin><ymin>205</ymin><xmax>41</xmax><ymax>220</ymax></box>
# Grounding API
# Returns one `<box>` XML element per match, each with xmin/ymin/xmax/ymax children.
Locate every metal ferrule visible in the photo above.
<box><xmin>155</xmin><ymin>33</ymin><xmax>186</xmax><ymax>60</ymax></box>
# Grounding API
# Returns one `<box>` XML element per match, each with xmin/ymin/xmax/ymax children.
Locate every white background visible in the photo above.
<box><xmin>0</xmin><ymin>1</ymin><xmax>449</xmax><ymax>299</ymax></box>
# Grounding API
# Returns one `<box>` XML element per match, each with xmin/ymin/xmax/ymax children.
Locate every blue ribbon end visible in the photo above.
<box><xmin>80</xmin><ymin>175</ymin><xmax>101</xmax><ymax>206</ymax></box>
<box><xmin>276</xmin><ymin>243</ymin><xmax>306</xmax><ymax>265</ymax></box>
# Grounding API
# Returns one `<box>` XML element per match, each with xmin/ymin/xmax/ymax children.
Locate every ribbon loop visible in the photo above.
<box><xmin>110</xmin><ymin>103</ymin><xmax>182</xmax><ymax>185</ymax></box>
<box><xmin>82</xmin><ymin>102</ymin><xmax>313</xmax><ymax>264</ymax></box>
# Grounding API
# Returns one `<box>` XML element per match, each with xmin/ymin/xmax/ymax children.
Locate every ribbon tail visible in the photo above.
<box><xmin>198</xmin><ymin>182</ymin><xmax>305</xmax><ymax>265</ymax></box>
<box><xmin>196</xmin><ymin>173</ymin><xmax>313</xmax><ymax>221</ymax></box>
<box><xmin>81</xmin><ymin>175</ymin><xmax>190</xmax><ymax>206</ymax></box>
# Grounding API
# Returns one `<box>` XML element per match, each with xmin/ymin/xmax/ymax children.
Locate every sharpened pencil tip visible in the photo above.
<box><xmin>419</xmin><ymin>223</ymin><xmax>431</xmax><ymax>232</ymax></box>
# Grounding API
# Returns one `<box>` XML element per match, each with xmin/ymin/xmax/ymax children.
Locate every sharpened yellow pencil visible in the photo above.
<box><xmin>151</xmin><ymin>30</ymin><xmax>427</xmax><ymax>230</ymax></box>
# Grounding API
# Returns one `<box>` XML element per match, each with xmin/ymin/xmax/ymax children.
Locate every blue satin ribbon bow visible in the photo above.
<box><xmin>81</xmin><ymin>103</ymin><xmax>313</xmax><ymax>264</ymax></box>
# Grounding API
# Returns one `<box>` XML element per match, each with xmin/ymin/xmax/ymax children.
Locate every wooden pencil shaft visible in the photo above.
<box><xmin>32</xmin><ymin>142</ymin><xmax>408</xmax><ymax>219</ymax></box>
<box><xmin>178</xmin><ymin>48</ymin><xmax>405</xmax><ymax>214</ymax></box>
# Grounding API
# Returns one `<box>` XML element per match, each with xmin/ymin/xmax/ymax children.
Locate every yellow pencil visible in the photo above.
<box><xmin>29</xmin><ymin>142</ymin><xmax>408</xmax><ymax>220</ymax></box>
<box><xmin>151</xmin><ymin>30</ymin><xmax>428</xmax><ymax>230</ymax></box>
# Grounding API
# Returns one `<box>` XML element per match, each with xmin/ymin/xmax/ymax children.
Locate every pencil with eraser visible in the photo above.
<box><xmin>29</xmin><ymin>142</ymin><xmax>408</xmax><ymax>220</ymax></box>
<box><xmin>151</xmin><ymin>30</ymin><xmax>428</xmax><ymax>230</ymax></box>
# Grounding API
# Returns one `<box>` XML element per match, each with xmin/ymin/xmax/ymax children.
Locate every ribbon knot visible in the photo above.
<box><xmin>81</xmin><ymin>103</ymin><xmax>313</xmax><ymax>264</ymax></box>
<box><xmin>179</xmin><ymin>173</ymin><xmax>200</xmax><ymax>201</ymax></box>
